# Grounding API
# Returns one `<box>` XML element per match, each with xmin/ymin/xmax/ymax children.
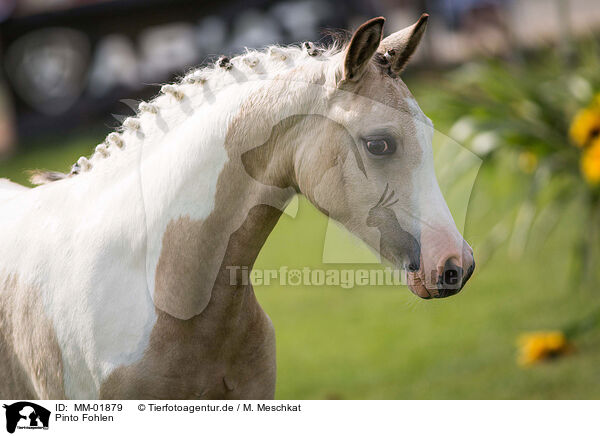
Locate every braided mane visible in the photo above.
<box><xmin>30</xmin><ymin>39</ymin><xmax>346</xmax><ymax>185</ymax></box>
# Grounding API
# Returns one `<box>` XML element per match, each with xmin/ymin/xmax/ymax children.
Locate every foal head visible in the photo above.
<box><xmin>293</xmin><ymin>15</ymin><xmax>475</xmax><ymax>298</ymax></box>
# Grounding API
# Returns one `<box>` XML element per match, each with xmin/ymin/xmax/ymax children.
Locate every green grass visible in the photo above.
<box><xmin>0</xmin><ymin>133</ymin><xmax>100</xmax><ymax>186</ymax></box>
<box><xmin>1</xmin><ymin>121</ymin><xmax>599</xmax><ymax>400</ymax></box>
<box><xmin>256</xmin><ymin>189</ymin><xmax>600</xmax><ymax>399</ymax></box>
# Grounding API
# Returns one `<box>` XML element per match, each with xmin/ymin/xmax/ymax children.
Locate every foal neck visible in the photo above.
<box><xmin>144</xmin><ymin>79</ymin><xmax>314</xmax><ymax>320</ymax></box>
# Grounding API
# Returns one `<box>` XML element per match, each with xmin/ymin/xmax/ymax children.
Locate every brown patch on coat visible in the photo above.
<box><xmin>153</xmin><ymin>216</ymin><xmax>215</xmax><ymax>319</ymax></box>
<box><xmin>151</xmin><ymin>117</ymin><xmax>295</xmax><ymax>320</ymax></box>
<box><xmin>0</xmin><ymin>275</ymin><xmax>66</xmax><ymax>399</ymax></box>
<box><xmin>100</xmin><ymin>205</ymin><xmax>279</xmax><ymax>399</ymax></box>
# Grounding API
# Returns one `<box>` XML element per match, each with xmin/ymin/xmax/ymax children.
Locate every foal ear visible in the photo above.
<box><xmin>378</xmin><ymin>13</ymin><xmax>428</xmax><ymax>75</ymax></box>
<box><xmin>343</xmin><ymin>17</ymin><xmax>385</xmax><ymax>81</ymax></box>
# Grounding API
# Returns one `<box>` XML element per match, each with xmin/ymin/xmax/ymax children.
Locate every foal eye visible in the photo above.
<box><xmin>365</xmin><ymin>139</ymin><xmax>395</xmax><ymax>156</ymax></box>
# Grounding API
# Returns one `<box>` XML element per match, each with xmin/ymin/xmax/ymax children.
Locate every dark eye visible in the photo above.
<box><xmin>365</xmin><ymin>139</ymin><xmax>395</xmax><ymax>156</ymax></box>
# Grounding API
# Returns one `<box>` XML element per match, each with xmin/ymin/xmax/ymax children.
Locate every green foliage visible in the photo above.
<box><xmin>418</xmin><ymin>41</ymin><xmax>600</xmax><ymax>288</ymax></box>
<box><xmin>256</xmin><ymin>194</ymin><xmax>600</xmax><ymax>399</ymax></box>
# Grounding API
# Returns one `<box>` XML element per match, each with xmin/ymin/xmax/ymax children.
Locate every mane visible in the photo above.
<box><xmin>30</xmin><ymin>38</ymin><xmax>347</xmax><ymax>185</ymax></box>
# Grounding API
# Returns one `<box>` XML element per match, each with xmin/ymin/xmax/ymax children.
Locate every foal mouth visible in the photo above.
<box><xmin>407</xmin><ymin>260</ymin><xmax>475</xmax><ymax>300</ymax></box>
<box><xmin>406</xmin><ymin>271</ymin><xmax>434</xmax><ymax>299</ymax></box>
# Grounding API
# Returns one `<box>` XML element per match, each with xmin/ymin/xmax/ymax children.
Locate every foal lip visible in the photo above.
<box><xmin>407</xmin><ymin>273</ymin><xmax>461</xmax><ymax>300</ymax></box>
<box><xmin>408</xmin><ymin>285</ymin><xmax>433</xmax><ymax>299</ymax></box>
<box><xmin>406</xmin><ymin>276</ymin><xmax>433</xmax><ymax>299</ymax></box>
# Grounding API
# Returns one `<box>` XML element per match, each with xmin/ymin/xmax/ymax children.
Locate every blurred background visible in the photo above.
<box><xmin>1</xmin><ymin>0</ymin><xmax>600</xmax><ymax>398</ymax></box>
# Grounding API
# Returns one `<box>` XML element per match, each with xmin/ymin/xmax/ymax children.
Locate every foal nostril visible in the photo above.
<box><xmin>408</xmin><ymin>262</ymin><xmax>420</xmax><ymax>272</ymax></box>
<box><xmin>439</xmin><ymin>258</ymin><xmax>463</xmax><ymax>290</ymax></box>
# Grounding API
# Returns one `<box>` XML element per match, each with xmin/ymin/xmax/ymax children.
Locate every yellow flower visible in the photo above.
<box><xmin>581</xmin><ymin>138</ymin><xmax>600</xmax><ymax>186</ymax></box>
<box><xmin>570</xmin><ymin>107</ymin><xmax>600</xmax><ymax>148</ymax></box>
<box><xmin>517</xmin><ymin>331</ymin><xmax>571</xmax><ymax>366</ymax></box>
<box><xmin>518</xmin><ymin>151</ymin><xmax>538</xmax><ymax>174</ymax></box>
